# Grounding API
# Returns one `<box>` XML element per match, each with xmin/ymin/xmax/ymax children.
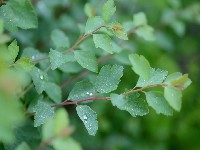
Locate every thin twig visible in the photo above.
<box><xmin>51</xmin><ymin>97</ymin><xmax>110</xmax><ymax>107</ymax></box>
<box><xmin>33</xmin><ymin>26</ymin><xmax>108</xmax><ymax>63</ymax></box>
<box><xmin>52</xmin><ymin>83</ymin><xmax>168</xmax><ymax>107</ymax></box>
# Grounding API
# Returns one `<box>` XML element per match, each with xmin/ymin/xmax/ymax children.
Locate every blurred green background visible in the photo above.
<box><xmin>2</xmin><ymin>0</ymin><xmax>200</xmax><ymax>149</ymax></box>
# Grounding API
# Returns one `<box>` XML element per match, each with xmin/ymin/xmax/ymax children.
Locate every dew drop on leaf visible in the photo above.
<box><xmin>31</xmin><ymin>56</ymin><xmax>35</xmax><ymax>60</ymax></box>
<box><xmin>40</xmin><ymin>75</ymin><xmax>44</xmax><ymax>80</ymax></box>
<box><xmin>83</xmin><ymin>115</ymin><xmax>88</xmax><ymax>120</ymax></box>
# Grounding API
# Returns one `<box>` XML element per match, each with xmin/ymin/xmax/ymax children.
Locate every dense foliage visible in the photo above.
<box><xmin>0</xmin><ymin>0</ymin><xmax>199</xmax><ymax>149</ymax></box>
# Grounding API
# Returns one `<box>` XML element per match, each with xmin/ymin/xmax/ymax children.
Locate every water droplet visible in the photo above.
<box><xmin>89</xmin><ymin>93</ymin><xmax>93</xmax><ymax>96</ymax></box>
<box><xmin>86</xmin><ymin>92</ymin><xmax>89</xmax><ymax>95</ymax></box>
<box><xmin>83</xmin><ymin>115</ymin><xmax>87</xmax><ymax>120</ymax></box>
<box><xmin>31</xmin><ymin>56</ymin><xmax>35</xmax><ymax>60</ymax></box>
<box><xmin>40</xmin><ymin>75</ymin><xmax>44</xmax><ymax>80</ymax></box>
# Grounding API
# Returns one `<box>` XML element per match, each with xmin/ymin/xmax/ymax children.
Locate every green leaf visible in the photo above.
<box><xmin>34</xmin><ymin>100</ymin><xmax>55</xmax><ymax>127</ymax></box>
<box><xmin>93</xmin><ymin>34</ymin><xmax>113</xmax><ymax>54</ymax></box>
<box><xmin>94</xmin><ymin>65</ymin><xmax>123</xmax><ymax>93</ymax></box>
<box><xmin>85</xmin><ymin>16</ymin><xmax>104</xmax><ymax>34</ymax></box>
<box><xmin>31</xmin><ymin>67</ymin><xmax>49</xmax><ymax>94</ymax></box>
<box><xmin>15</xmin><ymin>142</ymin><xmax>31</xmax><ymax>150</ymax></box>
<box><xmin>165</xmin><ymin>73</ymin><xmax>192</xmax><ymax>90</ymax></box>
<box><xmin>164</xmin><ymin>72</ymin><xmax>182</xmax><ymax>83</ymax></box>
<box><xmin>42</xmin><ymin>108</ymin><xmax>70</xmax><ymax>141</ymax></box>
<box><xmin>133</xmin><ymin>12</ymin><xmax>147</xmax><ymax>27</ymax></box>
<box><xmin>145</xmin><ymin>91</ymin><xmax>173</xmax><ymax>116</ymax></box>
<box><xmin>20</xmin><ymin>47</ymin><xmax>45</xmax><ymax>62</ymax></box>
<box><xmin>74</xmin><ymin>50</ymin><xmax>98</xmax><ymax>72</ymax></box>
<box><xmin>0</xmin><ymin>19</ymin><xmax>3</xmax><ymax>34</ymax></box>
<box><xmin>0</xmin><ymin>93</ymin><xmax>24</xmax><ymax>143</ymax></box>
<box><xmin>102</xmin><ymin>0</ymin><xmax>116</xmax><ymax>22</ymax></box>
<box><xmin>42</xmin><ymin>117</ymin><xmax>54</xmax><ymax>141</ymax></box>
<box><xmin>44</xmin><ymin>82</ymin><xmax>62</xmax><ymax>103</ymax></box>
<box><xmin>0</xmin><ymin>0</ymin><xmax>38</xmax><ymax>32</ymax></box>
<box><xmin>171</xmin><ymin>74</ymin><xmax>191</xmax><ymax>88</ymax></box>
<box><xmin>59</xmin><ymin>62</ymin><xmax>82</xmax><ymax>73</ymax></box>
<box><xmin>49</xmin><ymin>49</ymin><xmax>72</xmax><ymax>70</ymax></box>
<box><xmin>76</xmin><ymin>105</ymin><xmax>98</xmax><ymax>136</ymax></box>
<box><xmin>15</xmin><ymin>57</ymin><xmax>35</xmax><ymax>71</ymax></box>
<box><xmin>53</xmin><ymin>108</ymin><xmax>70</xmax><ymax>135</ymax></box>
<box><xmin>110</xmin><ymin>22</ymin><xmax>128</xmax><ymax>40</ymax></box>
<box><xmin>84</xmin><ymin>3</ymin><xmax>93</xmax><ymax>18</ymax></box>
<box><xmin>135</xmin><ymin>25</ymin><xmax>156</xmax><ymax>41</ymax></box>
<box><xmin>51</xmin><ymin>29</ymin><xmax>70</xmax><ymax>49</ymax></box>
<box><xmin>68</xmin><ymin>80</ymin><xmax>96</xmax><ymax>101</ymax></box>
<box><xmin>53</xmin><ymin>137</ymin><xmax>82</xmax><ymax>150</ymax></box>
<box><xmin>0</xmin><ymin>34</ymin><xmax>11</xmax><ymax>44</ymax></box>
<box><xmin>164</xmin><ymin>86</ymin><xmax>182</xmax><ymax>111</ymax></box>
<box><xmin>8</xmin><ymin>40</ymin><xmax>19</xmax><ymax>63</ymax></box>
<box><xmin>111</xmin><ymin>93</ymin><xmax>149</xmax><ymax>117</ymax></box>
<box><xmin>129</xmin><ymin>54</ymin><xmax>151</xmax><ymax>80</ymax></box>
<box><xmin>136</xmin><ymin>68</ymin><xmax>168</xmax><ymax>87</ymax></box>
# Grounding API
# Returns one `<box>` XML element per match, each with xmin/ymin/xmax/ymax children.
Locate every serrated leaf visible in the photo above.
<box><xmin>15</xmin><ymin>57</ymin><xmax>35</xmax><ymax>71</ymax></box>
<box><xmin>15</xmin><ymin>142</ymin><xmax>31</xmax><ymax>150</ymax></box>
<box><xmin>136</xmin><ymin>68</ymin><xmax>168</xmax><ymax>87</ymax></box>
<box><xmin>110</xmin><ymin>22</ymin><xmax>128</xmax><ymax>40</ymax></box>
<box><xmin>68</xmin><ymin>80</ymin><xmax>95</xmax><ymax>101</ymax></box>
<box><xmin>51</xmin><ymin>29</ymin><xmax>70</xmax><ymax>49</ymax></box>
<box><xmin>111</xmin><ymin>93</ymin><xmax>149</xmax><ymax>117</ymax></box>
<box><xmin>74</xmin><ymin>50</ymin><xmax>98</xmax><ymax>72</ymax></box>
<box><xmin>165</xmin><ymin>72</ymin><xmax>192</xmax><ymax>90</ymax></box>
<box><xmin>135</xmin><ymin>25</ymin><xmax>156</xmax><ymax>41</ymax></box>
<box><xmin>164</xmin><ymin>86</ymin><xmax>182</xmax><ymax>111</ymax></box>
<box><xmin>85</xmin><ymin>16</ymin><xmax>104</xmax><ymax>34</ymax></box>
<box><xmin>31</xmin><ymin>67</ymin><xmax>48</xmax><ymax>94</ymax></box>
<box><xmin>129</xmin><ymin>54</ymin><xmax>151</xmax><ymax>80</ymax></box>
<box><xmin>21</xmin><ymin>47</ymin><xmax>43</xmax><ymax>61</ymax></box>
<box><xmin>94</xmin><ymin>65</ymin><xmax>123</xmax><ymax>93</ymax></box>
<box><xmin>145</xmin><ymin>91</ymin><xmax>173</xmax><ymax>116</ymax></box>
<box><xmin>44</xmin><ymin>82</ymin><xmax>62</xmax><ymax>103</ymax></box>
<box><xmin>0</xmin><ymin>0</ymin><xmax>38</xmax><ymax>32</ymax></box>
<box><xmin>102</xmin><ymin>0</ymin><xmax>116</xmax><ymax>22</ymax></box>
<box><xmin>76</xmin><ymin>105</ymin><xmax>98</xmax><ymax>136</ymax></box>
<box><xmin>171</xmin><ymin>74</ymin><xmax>191</xmax><ymax>90</ymax></box>
<box><xmin>133</xmin><ymin>12</ymin><xmax>147</xmax><ymax>27</ymax></box>
<box><xmin>53</xmin><ymin>137</ymin><xmax>82</xmax><ymax>150</ymax></box>
<box><xmin>49</xmin><ymin>49</ymin><xmax>73</xmax><ymax>70</ymax></box>
<box><xmin>34</xmin><ymin>100</ymin><xmax>55</xmax><ymax>127</ymax></box>
<box><xmin>112</xmin><ymin>29</ymin><xmax>128</xmax><ymax>40</ymax></box>
<box><xmin>8</xmin><ymin>40</ymin><xmax>19</xmax><ymax>63</ymax></box>
<box><xmin>93</xmin><ymin>34</ymin><xmax>113</xmax><ymax>53</ymax></box>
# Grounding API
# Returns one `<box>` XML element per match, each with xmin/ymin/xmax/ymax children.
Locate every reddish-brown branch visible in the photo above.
<box><xmin>123</xmin><ymin>83</ymin><xmax>168</xmax><ymax>94</ymax></box>
<box><xmin>52</xmin><ymin>83</ymin><xmax>168</xmax><ymax>107</ymax></box>
<box><xmin>51</xmin><ymin>97</ymin><xmax>110</xmax><ymax>107</ymax></box>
